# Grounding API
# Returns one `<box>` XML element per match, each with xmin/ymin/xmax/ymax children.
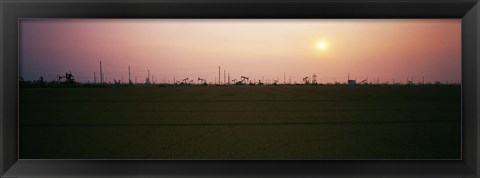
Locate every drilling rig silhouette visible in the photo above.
<box><xmin>198</xmin><ymin>78</ymin><xmax>207</xmax><ymax>85</ymax></box>
<box><xmin>57</xmin><ymin>71</ymin><xmax>76</xmax><ymax>84</ymax></box>
<box><xmin>235</xmin><ymin>76</ymin><xmax>249</xmax><ymax>85</ymax></box>
<box><xmin>303</xmin><ymin>76</ymin><xmax>309</xmax><ymax>85</ymax></box>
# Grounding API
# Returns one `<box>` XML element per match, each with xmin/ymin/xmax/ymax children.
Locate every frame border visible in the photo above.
<box><xmin>1</xmin><ymin>0</ymin><xmax>479</xmax><ymax>177</ymax></box>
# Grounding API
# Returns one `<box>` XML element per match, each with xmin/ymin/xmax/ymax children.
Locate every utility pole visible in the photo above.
<box><xmin>284</xmin><ymin>72</ymin><xmax>286</xmax><ymax>84</ymax></box>
<box><xmin>228</xmin><ymin>73</ymin><xmax>230</xmax><ymax>85</ymax></box>
<box><xmin>224</xmin><ymin>70</ymin><xmax>226</xmax><ymax>85</ymax></box>
<box><xmin>99</xmin><ymin>61</ymin><xmax>103</xmax><ymax>84</ymax></box>
<box><xmin>94</xmin><ymin>72</ymin><xmax>96</xmax><ymax>83</ymax></box>
<box><xmin>218</xmin><ymin>66</ymin><xmax>221</xmax><ymax>84</ymax></box>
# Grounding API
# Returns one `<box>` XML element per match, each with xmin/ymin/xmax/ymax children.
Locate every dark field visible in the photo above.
<box><xmin>19</xmin><ymin>85</ymin><xmax>461</xmax><ymax>159</ymax></box>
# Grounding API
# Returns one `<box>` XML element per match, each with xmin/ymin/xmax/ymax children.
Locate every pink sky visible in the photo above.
<box><xmin>20</xmin><ymin>19</ymin><xmax>461</xmax><ymax>84</ymax></box>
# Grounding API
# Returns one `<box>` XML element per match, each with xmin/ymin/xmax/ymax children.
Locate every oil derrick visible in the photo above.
<box><xmin>182</xmin><ymin>78</ymin><xmax>189</xmax><ymax>85</ymax></box>
<box><xmin>218</xmin><ymin>66</ymin><xmax>221</xmax><ymax>84</ymax></box>
<box><xmin>128</xmin><ymin>66</ymin><xmax>132</xmax><ymax>85</ymax></box>
<box><xmin>99</xmin><ymin>61</ymin><xmax>103</xmax><ymax>84</ymax></box>
<box><xmin>58</xmin><ymin>71</ymin><xmax>76</xmax><ymax>84</ymax></box>
<box><xmin>198</xmin><ymin>77</ymin><xmax>207</xmax><ymax>85</ymax></box>
<box><xmin>36</xmin><ymin>76</ymin><xmax>45</xmax><ymax>85</ymax></box>
<box><xmin>407</xmin><ymin>78</ymin><xmax>414</xmax><ymax>85</ymax></box>
<box><xmin>145</xmin><ymin>70</ymin><xmax>151</xmax><ymax>84</ymax></box>
<box><xmin>312</xmin><ymin>73</ymin><xmax>317</xmax><ymax>85</ymax></box>
<box><xmin>240</xmin><ymin>76</ymin><xmax>249</xmax><ymax>85</ymax></box>
<box><xmin>361</xmin><ymin>77</ymin><xmax>369</xmax><ymax>85</ymax></box>
<box><xmin>303</xmin><ymin>76</ymin><xmax>309</xmax><ymax>85</ymax></box>
<box><xmin>149</xmin><ymin>70</ymin><xmax>152</xmax><ymax>84</ymax></box>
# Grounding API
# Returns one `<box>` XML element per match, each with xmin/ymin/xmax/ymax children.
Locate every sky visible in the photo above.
<box><xmin>20</xmin><ymin>19</ymin><xmax>461</xmax><ymax>84</ymax></box>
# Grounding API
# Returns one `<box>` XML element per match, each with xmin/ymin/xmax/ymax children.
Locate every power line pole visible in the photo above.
<box><xmin>224</xmin><ymin>70</ymin><xmax>226</xmax><ymax>85</ymax></box>
<box><xmin>284</xmin><ymin>72</ymin><xmax>286</xmax><ymax>84</ymax></box>
<box><xmin>218</xmin><ymin>66</ymin><xmax>221</xmax><ymax>84</ymax></box>
<box><xmin>228</xmin><ymin>73</ymin><xmax>230</xmax><ymax>85</ymax></box>
<box><xmin>94</xmin><ymin>72</ymin><xmax>96</xmax><ymax>83</ymax></box>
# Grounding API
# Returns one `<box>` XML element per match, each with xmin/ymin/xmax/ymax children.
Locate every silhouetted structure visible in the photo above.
<box><xmin>312</xmin><ymin>73</ymin><xmax>317</xmax><ymax>84</ymax></box>
<box><xmin>198</xmin><ymin>78</ymin><xmax>207</xmax><ymax>85</ymax></box>
<box><xmin>303</xmin><ymin>76</ymin><xmax>309</xmax><ymax>85</ymax></box>
<box><xmin>58</xmin><ymin>71</ymin><xmax>76</xmax><ymax>84</ymax></box>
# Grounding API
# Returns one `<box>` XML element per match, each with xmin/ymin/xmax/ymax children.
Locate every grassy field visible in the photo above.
<box><xmin>19</xmin><ymin>85</ymin><xmax>461</xmax><ymax>159</ymax></box>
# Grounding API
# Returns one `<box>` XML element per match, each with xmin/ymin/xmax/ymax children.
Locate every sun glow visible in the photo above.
<box><xmin>317</xmin><ymin>41</ymin><xmax>328</xmax><ymax>50</ymax></box>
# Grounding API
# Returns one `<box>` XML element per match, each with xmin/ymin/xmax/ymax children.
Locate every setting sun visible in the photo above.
<box><xmin>317</xmin><ymin>41</ymin><xmax>328</xmax><ymax>50</ymax></box>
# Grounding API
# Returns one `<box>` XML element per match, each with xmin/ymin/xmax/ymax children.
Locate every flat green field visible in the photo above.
<box><xmin>19</xmin><ymin>85</ymin><xmax>461</xmax><ymax>159</ymax></box>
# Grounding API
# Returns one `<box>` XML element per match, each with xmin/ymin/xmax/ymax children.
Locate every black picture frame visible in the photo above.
<box><xmin>1</xmin><ymin>0</ymin><xmax>479</xmax><ymax>177</ymax></box>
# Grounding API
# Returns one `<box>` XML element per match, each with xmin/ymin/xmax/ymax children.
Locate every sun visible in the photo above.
<box><xmin>317</xmin><ymin>41</ymin><xmax>328</xmax><ymax>50</ymax></box>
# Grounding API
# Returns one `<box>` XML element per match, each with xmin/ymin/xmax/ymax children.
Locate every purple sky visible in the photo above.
<box><xmin>20</xmin><ymin>19</ymin><xmax>461</xmax><ymax>84</ymax></box>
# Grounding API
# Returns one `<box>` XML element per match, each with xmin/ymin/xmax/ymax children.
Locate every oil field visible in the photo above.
<box><xmin>19</xmin><ymin>82</ymin><xmax>461</xmax><ymax>159</ymax></box>
<box><xmin>19</xmin><ymin>19</ymin><xmax>461</xmax><ymax>159</ymax></box>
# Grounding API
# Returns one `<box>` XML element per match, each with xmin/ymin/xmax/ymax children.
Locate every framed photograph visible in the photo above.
<box><xmin>1</xmin><ymin>0</ymin><xmax>479</xmax><ymax>177</ymax></box>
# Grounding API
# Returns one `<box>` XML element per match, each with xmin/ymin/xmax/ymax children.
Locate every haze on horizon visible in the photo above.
<box><xmin>20</xmin><ymin>19</ymin><xmax>461</xmax><ymax>84</ymax></box>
